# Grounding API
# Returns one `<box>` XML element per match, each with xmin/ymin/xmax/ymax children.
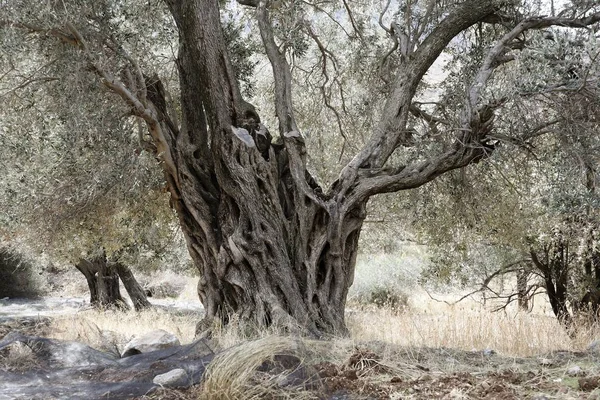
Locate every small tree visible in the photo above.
<box><xmin>75</xmin><ymin>248</ymin><xmax>151</xmax><ymax>311</ymax></box>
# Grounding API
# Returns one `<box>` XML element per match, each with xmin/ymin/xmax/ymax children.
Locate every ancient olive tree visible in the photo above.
<box><xmin>3</xmin><ymin>0</ymin><xmax>600</xmax><ymax>336</ymax></box>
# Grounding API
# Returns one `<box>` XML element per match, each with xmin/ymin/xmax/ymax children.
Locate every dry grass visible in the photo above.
<box><xmin>47</xmin><ymin>307</ymin><xmax>197</xmax><ymax>354</ymax></box>
<box><xmin>199</xmin><ymin>336</ymin><xmax>317</xmax><ymax>400</ymax></box>
<box><xmin>42</xmin><ymin>282</ymin><xmax>599</xmax><ymax>358</ymax></box>
<box><xmin>347</xmin><ymin>289</ymin><xmax>598</xmax><ymax>357</ymax></box>
<box><xmin>0</xmin><ymin>342</ymin><xmax>38</xmax><ymax>372</ymax></box>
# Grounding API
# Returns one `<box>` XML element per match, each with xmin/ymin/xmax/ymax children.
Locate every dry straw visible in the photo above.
<box><xmin>199</xmin><ymin>335</ymin><xmax>317</xmax><ymax>400</ymax></box>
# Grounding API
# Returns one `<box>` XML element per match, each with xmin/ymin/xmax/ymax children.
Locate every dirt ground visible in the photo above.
<box><xmin>144</xmin><ymin>341</ymin><xmax>600</xmax><ymax>400</ymax></box>
<box><xmin>306</xmin><ymin>344</ymin><xmax>600</xmax><ymax>400</ymax></box>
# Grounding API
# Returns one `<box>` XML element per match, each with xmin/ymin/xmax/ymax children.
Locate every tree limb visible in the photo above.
<box><xmin>339</xmin><ymin>0</ymin><xmax>511</xmax><ymax>187</ymax></box>
<box><xmin>256</xmin><ymin>1</ymin><xmax>297</xmax><ymax>134</ymax></box>
<box><xmin>347</xmin><ymin>9</ymin><xmax>600</xmax><ymax>201</ymax></box>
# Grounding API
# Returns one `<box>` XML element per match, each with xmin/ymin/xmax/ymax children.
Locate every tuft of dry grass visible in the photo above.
<box><xmin>0</xmin><ymin>342</ymin><xmax>38</xmax><ymax>372</ymax></box>
<box><xmin>199</xmin><ymin>335</ymin><xmax>317</xmax><ymax>400</ymax></box>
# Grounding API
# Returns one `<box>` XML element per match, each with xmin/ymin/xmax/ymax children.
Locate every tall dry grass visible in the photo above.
<box><xmin>41</xmin><ymin>247</ymin><xmax>600</xmax><ymax>358</ymax></box>
<box><xmin>347</xmin><ymin>302</ymin><xmax>590</xmax><ymax>357</ymax></box>
<box><xmin>44</xmin><ymin>289</ymin><xmax>598</xmax><ymax>358</ymax></box>
<box><xmin>48</xmin><ymin>308</ymin><xmax>198</xmax><ymax>353</ymax></box>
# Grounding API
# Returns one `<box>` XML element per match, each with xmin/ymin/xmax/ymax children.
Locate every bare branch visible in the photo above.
<box><xmin>0</xmin><ymin>77</ymin><xmax>59</xmax><ymax>98</ymax></box>
<box><xmin>341</xmin><ymin>0</ymin><xmax>364</xmax><ymax>41</ymax></box>
<box><xmin>104</xmin><ymin>37</ymin><xmax>148</xmax><ymax>106</ymax></box>
<box><xmin>298</xmin><ymin>0</ymin><xmax>355</xmax><ymax>39</ymax></box>
<box><xmin>304</xmin><ymin>24</ymin><xmax>349</xmax><ymax>153</ymax></box>
<box><xmin>10</xmin><ymin>20</ymin><xmax>181</xmax><ymax>190</ymax></box>
<box><xmin>409</xmin><ymin>103</ymin><xmax>448</xmax><ymax>125</ymax></box>
<box><xmin>342</xmin><ymin>0</ymin><xmax>510</xmax><ymax>179</ymax></box>
<box><xmin>65</xmin><ymin>21</ymin><xmax>88</xmax><ymax>51</ymax></box>
<box><xmin>256</xmin><ymin>1</ymin><xmax>297</xmax><ymax>134</ymax></box>
<box><xmin>378</xmin><ymin>0</ymin><xmax>393</xmax><ymax>34</ymax></box>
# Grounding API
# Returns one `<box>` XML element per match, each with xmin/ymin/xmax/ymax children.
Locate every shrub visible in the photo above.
<box><xmin>352</xmin><ymin>285</ymin><xmax>409</xmax><ymax>313</ymax></box>
<box><xmin>0</xmin><ymin>246</ymin><xmax>42</xmax><ymax>298</ymax></box>
<box><xmin>348</xmin><ymin>249</ymin><xmax>424</xmax><ymax>312</ymax></box>
<box><xmin>367</xmin><ymin>286</ymin><xmax>409</xmax><ymax>311</ymax></box>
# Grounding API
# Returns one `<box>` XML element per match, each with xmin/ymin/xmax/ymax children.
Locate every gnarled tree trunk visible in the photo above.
<box><xmin>154</xmin><ymin>0</ymin><xmax>513</xmax><ymax>337</ymax></box>
<box><xmin>114</xmin><ymin>261</ymin><xmax>152</xmax><ymax>311</ymax></box>
<box><xmin>75</xmin><ymin>250</ymin><xmax>151</xmax><ymax>311</ymax></box>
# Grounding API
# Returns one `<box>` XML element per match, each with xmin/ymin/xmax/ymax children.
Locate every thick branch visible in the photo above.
<box><xmin>347</xmin><ymin>9</ymin><xmax>600</xmax><ymax>201</ymax></box>
<box><xmin>256</xmin><ymin>1</ymin><xmax>297</xmax><ymax>134</ymax></box>
<box><xmin>343</xmin><ymin>0</ymin><xmax>510</xmax><ymax>175</ymax></box>
<box><xmin>7</xmin><ymin>19</ymin><xmax>181</xmax><ymax>188</ymax></box>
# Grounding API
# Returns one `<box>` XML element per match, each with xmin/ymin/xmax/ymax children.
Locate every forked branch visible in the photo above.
<box><xmin>348</xmin><ymin>8</ymin><xmax>600</xmax><ymax>202</ymax></box>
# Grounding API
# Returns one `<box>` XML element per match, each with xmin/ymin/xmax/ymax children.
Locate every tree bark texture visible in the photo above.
<box><xmin>114</xmin><ymin>262</ymin><xmax>152</xmax><ymax>311</ymax></box>
<box><xmin>531</xmin><ymin>246</ymin><xmax>572</xmax><ymax>329</ymax></box>
<box><xmin>516</xmin><ymin>269</ymin><xmax>529</xmax><ymax>312</ymax></box>
<box><xmin>151</xmin><ymin>0</ymin><xmax>512</xmax><ymax>336</ymax></box>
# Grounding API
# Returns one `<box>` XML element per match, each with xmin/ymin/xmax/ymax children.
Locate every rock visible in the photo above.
<box><xmin>539</xmin><ymin>358</ymin><xmax>554</xmax><ymax>366</ymax></box>
<box><xmin>122</xmin><ymin>329</ymin><xmax>180</xmax><ymax>357</ymax></box>
<box><xmin>567</xmin><ymin>365</ymin><xmax>583</xmax><ymax>376</ymax></box>
<box><xmin>483</xmin><ymin>348</ymin><xmax>496</xmax><ymax>356</ymax></box>
<box><xmin>153</xmin><ymin>368</ymin><xmax>188</xmax><ymax>387</ymax></box>
<box><xmin>0</xmin><ymin>331</ymin><xmax>118</xmax><ymax>368</ymax></box>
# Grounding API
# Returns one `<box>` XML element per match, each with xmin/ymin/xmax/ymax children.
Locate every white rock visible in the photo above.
<box><xmin>483</xmin><ymin>348</ymin><xmax>496</xmax><ymax>356</ymax></box>
<box><xmin>122</xmin><ymin>329</ymin><xmax>180</xmax><ymax>357</ymax></box>
<box><xmin>567</xmin><ymin>365</ymin><xmax>583</xmax><ymax>376</ymax></box>
<box><xmin>153</xmin><ymin>368</ymin><xmax>188</xmax><ymax>387</ymax></box>
<box><xmin>539</xmin><ymin>358</ymin><xmax>554</xmax><ymax>366</ymax></box>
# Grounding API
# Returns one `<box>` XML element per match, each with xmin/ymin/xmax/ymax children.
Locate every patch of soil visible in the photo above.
<box><xmin>307</xmin><ymin>345</ymin><xmax>600</xmax><ymax>399</ymax></box>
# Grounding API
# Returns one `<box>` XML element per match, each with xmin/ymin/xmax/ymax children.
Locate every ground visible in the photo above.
<box><xmin>138</xmin><ymin>341</ymin><xmax>600</xmax><ymax>400</ymax></box>
<box><xmin>3</xmin><ymin>313</ymin><xmax>600</xmax><ymax>400</ymax></box>
<box><xmin>2</xmin><ymin>252</ymin><xmax>600</xmax><ymax>399</ymax></box>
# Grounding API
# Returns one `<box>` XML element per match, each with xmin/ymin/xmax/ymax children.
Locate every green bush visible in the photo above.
<box><xmin>352</xmin><ymin>285</ymin><xmax>409</xmax><ymax>313</ymax></box>
<box><xmin>0</xmin><ymin>246</ymin><xmax>42</xmax><ymax>298</ymax></box>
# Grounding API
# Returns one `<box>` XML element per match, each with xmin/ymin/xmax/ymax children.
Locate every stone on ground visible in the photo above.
<box><xmin>153</xmin><ymin>368</ymin><xmax>189</xmax><ymax>387</ymax></box>
<box><xmin>122</xmin><ymin>329</ymin><xmax>180</xmax><ymax>357</ymax></box>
